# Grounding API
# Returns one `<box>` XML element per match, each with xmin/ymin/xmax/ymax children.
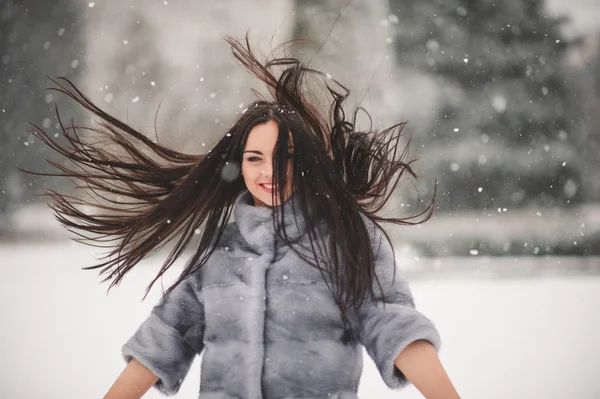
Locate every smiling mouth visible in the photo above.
<box><xmin>259</xmin><ymin>183</ymin><xmax>278</xmax><ymax>193</ymax></box>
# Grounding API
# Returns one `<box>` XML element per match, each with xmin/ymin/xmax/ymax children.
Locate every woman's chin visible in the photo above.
<box><xmin>250</xmin><ymin>193</ymin><xmax>278</xmax><ymax>207</ymax></box>
<box><xmin>249</xmin><ymin>187</ymin><xmax>292</xmax><ymax>207</ymax></box>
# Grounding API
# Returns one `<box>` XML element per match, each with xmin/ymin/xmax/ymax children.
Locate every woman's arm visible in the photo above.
<box><xmin>103</xmin><ymin>359</ymin><xmax>159</xmax><ymax>399</ymax></box>
<box><xmin>394</xmin><ymin>340</ymin><xmax>460</xmax><ymax>399</ymax></box>
<box><xmin>119</xmin><ymin>277</ymin><xmax>205</xmax><ymax>395</ymax></box>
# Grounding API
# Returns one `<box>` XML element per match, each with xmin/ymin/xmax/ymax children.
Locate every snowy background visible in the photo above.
<box><xmin>1</xmin><ymin>0</ymin><xmax>600</xmax><ymax>398</ymax></box>
<box><xmin>1</xmin><ymin>243</ymin><xmax>600</xmax><ymax>398</ymax></box>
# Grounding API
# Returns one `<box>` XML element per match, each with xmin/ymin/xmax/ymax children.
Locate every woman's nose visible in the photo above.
<box><xmin>260</xmin><ymin>165</ymin><xmax>273</xmax><ymax>178</ymax></box>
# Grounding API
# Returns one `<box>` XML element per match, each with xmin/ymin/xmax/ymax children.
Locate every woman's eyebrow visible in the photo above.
<box><xmin>243</xmin><ymin>147</ymin><xmax>293</xmax><ymax>155</ymax></box>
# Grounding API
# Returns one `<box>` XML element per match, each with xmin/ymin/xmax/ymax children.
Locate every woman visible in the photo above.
<box><xmin>31</xmin><ymin>37</ymin><xmax>460</xmax><ymax>398</ymax></box>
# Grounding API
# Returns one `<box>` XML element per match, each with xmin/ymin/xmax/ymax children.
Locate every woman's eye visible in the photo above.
<box><xmin>247</xmin><ymin>156</ymin><xmax>261</xmax><ymax>162</ymax></box>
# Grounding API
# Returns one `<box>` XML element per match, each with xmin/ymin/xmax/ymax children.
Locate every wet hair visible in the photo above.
<box><xmin>27</xmin><ymin>36</ymin><xmax>435</xmax><ymax>311</ymax></box>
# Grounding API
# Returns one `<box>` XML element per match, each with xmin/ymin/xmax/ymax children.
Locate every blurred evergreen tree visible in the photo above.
<box><xmin>583</xmin><ymin>34</ymin><xmax>600</xmax><ymax>201</ymax></box>
<box><xmin>389</xmin><ymin>0</ymin><xmax>586</xmax><ymax>211</ymax></box>
<box><xmin>0</xmin><ymin>0</ymin><xmax>81</xmax><ymax>225</ymax></box>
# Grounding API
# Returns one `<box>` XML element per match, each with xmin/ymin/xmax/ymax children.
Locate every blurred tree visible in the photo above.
<box><xmin>292</xmin><ymin>0</ymin><xmax>431</xmax><ymax>215</ymax></box>
<box><xmin>583</xmin><ymin>34</ymin><xmax>600</xmax><ymax>201</ymax></box>
<box><xmin>0</xmin><ymin>0</ymin><xmax>81</xmax><ymax>227</ymax></box>
<box><xmin>79</xmin><ymin>0</ymin><xmax>293</xmax><ymax>153</ymax></box>
<box><xmin>389</xmin><ymin>0</ymin><xmax>586</xmax><ymax>211</ymax></box>
<box><xmin>292</xmin><ymin>0</ymin><xmax>402</xmax><ymax>127</ymax></box>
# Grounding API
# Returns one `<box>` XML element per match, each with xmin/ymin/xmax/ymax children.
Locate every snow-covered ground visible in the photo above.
<box><xmin>1</xmin><ymin>242</ymin><xmax>599</xmax><ymax>399</ymax></box>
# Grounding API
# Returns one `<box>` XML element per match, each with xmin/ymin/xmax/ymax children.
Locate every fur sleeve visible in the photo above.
<box><xmin>121</xmin><ymin>276</ymin><xmax>205</xmax><ymax>396</ymax></box>
<box><xmin>349</xmin><ymin>223</ymin><xmax>441</xmax><ymax>389</ymax></box>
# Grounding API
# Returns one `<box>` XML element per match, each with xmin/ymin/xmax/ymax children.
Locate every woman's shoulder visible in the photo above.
<box><xmin>359</xmin><ymin>214</ymin><xmax>387</xmax><ymax>245</ymax></box>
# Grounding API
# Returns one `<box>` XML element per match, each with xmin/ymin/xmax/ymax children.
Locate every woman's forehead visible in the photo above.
<box><xmin>244</xmin><ymin>121</ymin><xmax>294</xmax><ymax>151</ymax></box>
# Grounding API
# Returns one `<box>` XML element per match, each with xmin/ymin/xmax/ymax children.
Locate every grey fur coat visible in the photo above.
<box><xmin>122</xmin><ymin>190</ymin><xmax>441</xmax><ymax>398</ymax></box>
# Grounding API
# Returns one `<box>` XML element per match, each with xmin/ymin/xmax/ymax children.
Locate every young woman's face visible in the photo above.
<box><xmin>241</xmin><ymin>120</ymin><xmax>294</xmax><ymax>207</ymax></box>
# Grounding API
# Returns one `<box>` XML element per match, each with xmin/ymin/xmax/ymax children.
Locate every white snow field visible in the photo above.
<box><xmin>1</xmin><ymin>242</ymin><xmax>599</xmax><ymax>399</ymax></box>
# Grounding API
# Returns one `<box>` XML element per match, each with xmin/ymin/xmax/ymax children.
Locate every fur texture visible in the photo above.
<box><xmin>122</xmin><ymin>190</ymin><xmax>441</xmax><ymax>398</ymax></box>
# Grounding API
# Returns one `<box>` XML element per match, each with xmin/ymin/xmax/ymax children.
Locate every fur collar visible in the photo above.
<box><xmin>233</xmin><ymin>190</ymin><xmax>308</xmax><ymax>254</ymax></box>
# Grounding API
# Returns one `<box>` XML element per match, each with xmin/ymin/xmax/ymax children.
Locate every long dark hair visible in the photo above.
<box><xmin>26</xmin><ymin>36</ymin><xmax>435</xmax><ymax>311</ymax></box>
